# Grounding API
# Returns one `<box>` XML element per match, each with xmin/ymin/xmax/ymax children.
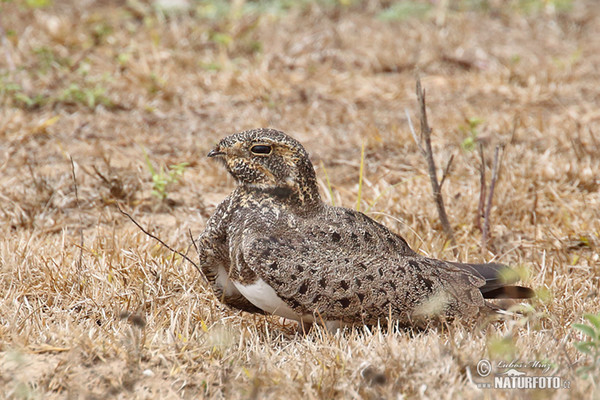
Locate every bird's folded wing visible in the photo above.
<box><xmin>241</xmin><ymin>226</ymin><xmax>487</xmax><ymax>321</ymax></box>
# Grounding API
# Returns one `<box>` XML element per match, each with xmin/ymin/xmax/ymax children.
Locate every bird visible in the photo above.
<box><xmin>197</xmin><ymin>128</ymin><xmax>534</xmax><ymax>330</ymax></box>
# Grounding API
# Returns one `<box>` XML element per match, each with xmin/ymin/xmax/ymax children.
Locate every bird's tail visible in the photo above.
<box><xmin>451</xmin><ymin>262</ymin><xmax>535</xmax><ymax>299</ymax></box>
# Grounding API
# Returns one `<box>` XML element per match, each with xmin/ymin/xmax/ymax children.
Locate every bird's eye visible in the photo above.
<box><xmin>250</xmin><ymin>145</ymin><xmax>272</xmax><ymax>155</ymax></box>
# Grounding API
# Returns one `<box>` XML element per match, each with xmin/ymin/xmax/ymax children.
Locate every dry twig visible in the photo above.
<box><xmin>406</xmin><ymin>76</ymin><xmax>456</xmax><ymax>248</ymax></box>
<box><xmin>481</xmin><ymin>145</ymin><xmax>502</xmax><ymax>253</ymax></box>
<box><xmin>116</xmin><ymin>203</ymin><xmax>205</xmax><ymax>280</ymax></box>
<box><xmin>70</xmin><ymin>156</ymin><xmax>84</xmax><ymax>270</ymax></box>
<box><xmin>476</xmin><ymin>144</ymin><xmax>487</xmax><ymax>233</ymax></box>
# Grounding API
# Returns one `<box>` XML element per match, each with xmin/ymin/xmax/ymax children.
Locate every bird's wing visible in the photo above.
<box><xmin>240</xmin><ymin>206</ymin><xmax>487</xmax><ymax>323</ymax></box>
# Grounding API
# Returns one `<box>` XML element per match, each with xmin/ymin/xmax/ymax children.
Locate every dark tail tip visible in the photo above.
<box><xmin>482</xmin><ymin>286</ymin><xmax>536</xmax><ymax>299</ymax></box>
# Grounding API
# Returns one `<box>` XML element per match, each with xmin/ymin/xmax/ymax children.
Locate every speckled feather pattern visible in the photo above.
<box><xmin>197</xmin><ymin>128</ymin><xmax>519</xmax><ymax>326</ymax></box>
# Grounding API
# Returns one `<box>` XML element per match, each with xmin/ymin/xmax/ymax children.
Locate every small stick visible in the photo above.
<box><xmin>116</xmin><ymin>204</ymin><xmax>204</xmax><ymax>277</ymax></box>
<box><xmin>406</xmin><ymin>108</ymin><xmax>425</xmax><ymax>154</ymax></box>
<box><xmin>92</xmin><ymin>164</ymin><xmax>111</xmax><ymax>185</ymax></box>
<box><xmin>439</xmin><ymin>154</ymin><xmax>454</xmax><ymax>189</ymax></box>
<box><xmin>482</xmin><ymin>145</ymin><xmax>502</xmax><ymax>252</ymax></box>
<box><xmin>70</xmin><ymin>156</ymin><xmax>84</xmax><ymax>270</ymax></box>
<box><xmin>476</xmin><ymin>143</ymin><xmax>487</xmax><ymax>232</ymax></box>
<box><xmin>188</xmin><ymin>229</ymin><xmax>199</xmax><ymax>255</ymax></box>
<box><xmin>406</xmin><ymin>76</ymin><xmax>456</xmax><ymax>248</ymax></box>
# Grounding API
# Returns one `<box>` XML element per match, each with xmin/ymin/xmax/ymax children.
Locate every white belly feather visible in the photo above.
<box><xmin>232</xmin><ymin>278</ymin><xmax>349</xmax><ymax>330</ymax></box>
<box><xmin>233</xmin><ymin>279</ymin><xmax>313</xmax><ymax>322</ymax></box>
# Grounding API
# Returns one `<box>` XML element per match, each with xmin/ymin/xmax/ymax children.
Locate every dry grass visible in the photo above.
<box><xmin>1</xmin><ymin>0</ymin><xmax>599</xmax><ymax>398</ymax></box>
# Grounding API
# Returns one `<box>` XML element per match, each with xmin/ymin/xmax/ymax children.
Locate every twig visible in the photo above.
<box><xmin>116</xmin><ymin>203</ymin><xmax>203</xmax><ymax>277</ymax></box>
<box><xmin>439</xmin><ymin>154</ymin><xmax>454</xmax><ymax>189</ymax></box>
<box><xmin>70</xmin><ymin>156</ymin><xmax>84</xmax><ymax>270</ymax></box>
<box><xmin>188</xmin><ymin>229</ymin><xmax>199</xmax><ymax>255</ymax></box>
<box><xmin>407</xmin><ymin>76</ymin><xmax>456</xmax><ymax>247</ymax></box>
<box><xmin>405</xmin><ymin>108</ymin><xmax>425</xmax><ymax>154</ymax></box>
<box><xmin>92</xmin><ymin>164</ymin><xmax>111</xmax><ymax>185</ymax></box>
<box><xmin>476</xmin><ymin>143</ymin><xmax>487</xmax><ymax>232</ymax></box>
<box><xmin>482</xmin><ymin>145</ymin><xmax>502</xmax><ymax>252</ymax></box>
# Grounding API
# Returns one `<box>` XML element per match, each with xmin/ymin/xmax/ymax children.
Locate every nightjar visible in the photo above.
<box><xmin>197</xmin><ymin>128</ymin><xmax>533</xmax><ymax>329</ymax></box>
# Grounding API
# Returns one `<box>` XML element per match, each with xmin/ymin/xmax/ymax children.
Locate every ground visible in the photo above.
<box><xmin>0</xmin><ymin>0</ymin><xmax>599</xmax><ymax>398</ymax></box>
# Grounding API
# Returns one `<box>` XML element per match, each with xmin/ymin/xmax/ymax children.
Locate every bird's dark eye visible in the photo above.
<box><xmin>250</xmin><ymin>145</ymin><xmax>272</xmax><ymax>155</ymax></box>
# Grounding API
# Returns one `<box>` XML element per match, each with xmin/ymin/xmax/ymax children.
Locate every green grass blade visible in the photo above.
<box><xmin>141</xmin><ymin>146</ymin><xmax>156</xmax><ymax>176</ymax></box>
<box><xmin>573</xmin><ymin>323</ymin><xmax>596</xmax><ymax>339</ymax></box>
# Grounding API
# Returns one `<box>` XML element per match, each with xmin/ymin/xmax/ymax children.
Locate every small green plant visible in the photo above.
<box><xmin>378</xmin><ymin>1</ymin><xmax>431</xmax><ymax>21</ymax></box>
<box><xmin>33</xmin><ymin>46</ymin><xmax>61</xmax><ymax>73</ymax></box>
<box><xmin>143</xmin><ymin>149</ymin><xmax>189</xmax><ymax>200</ymax></box>
<box><xmin>0</xmin><ymin>77</ymin><xmax>47</xmax><ymax>109</ymax></box>
<box><xmin>460</xmin><ymin>117</ymin><xmax>484</xmax><ymax>151</ymax></box>
<box><xmin>14</xmin><ymin>92</ymin><xmax>47</xmax><ymax>108</ymax></box>
<box><xmin>60</xmin><ymin>83</ymin><xmax>112</xmax><ymax>109</ymax></box>
<box><xmin>573</xmin><ymin>313</ymin><xmax>600</xmax><ymax>379</ymax></box>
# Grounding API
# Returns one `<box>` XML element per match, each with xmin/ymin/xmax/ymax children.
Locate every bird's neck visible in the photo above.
<box><xmin>244</xmin><ymin>181</ymin><xmax>322</xmax><ymax>212</ymax></box>
<box><xmin>286</xmin><ymin>158</ymin><xmax>323</xmax><ymax>212</ymax></box>
<box><xmin>291</xmin><ymin>175</ymin><xmax>323</xmax><ymax>212</ymax></box>
<box><xmin>243</xmin><ymin>163</ymin><xmax>323</xmax><ymax>213</ymax></box>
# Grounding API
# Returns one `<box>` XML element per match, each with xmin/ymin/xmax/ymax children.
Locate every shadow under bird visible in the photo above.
<box><xmin>199</xmin><ymin>128</ymin><xmax>534</xmax><ymax>330</ymax></box>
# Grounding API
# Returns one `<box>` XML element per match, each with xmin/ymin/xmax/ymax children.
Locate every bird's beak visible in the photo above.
<box><xmin>207</xmin><ymin>147</ymin><xmax>225</xmax><ymax>158</ymax></box>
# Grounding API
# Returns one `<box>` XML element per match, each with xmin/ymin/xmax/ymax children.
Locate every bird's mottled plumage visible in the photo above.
<box><xmin>198</xmin><ymin>128</ymin><xmax>533</xmax><ymax>328</ymax></box>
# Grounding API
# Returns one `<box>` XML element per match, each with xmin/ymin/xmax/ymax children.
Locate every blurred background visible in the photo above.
<box><xmin>1</xmin><ymin>0</ymin><xmax>599</xmax><ymax>398</ymax></box>
<box><xmin>1</xmin><ymin>0</ymin><xmax>597</xmax><ymax>254</ymax></box>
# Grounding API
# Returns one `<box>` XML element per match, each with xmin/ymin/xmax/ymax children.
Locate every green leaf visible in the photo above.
<box><xmin>14</xmin><ymin>93</ymin><xmax>33</xmax><ymax>106</ymax></box>
<box><xmin>574</xmin><ymin>341</ymin><xmax>594</xmax><ymax>355</ymax></box>
<box><xmin>468</xmin><ymin>117</ymin><xmax>484</xmax><ymax>129</ymax></box>
<box><xmin>584</xmin><ymin>313</ymin><xmax>600</xmax><ymax>330</ymax></box>
<box><xmin>573</xmin><ymin>323</ymin><xmax>597</xmax><ymax>339</ymax></box>
<box><xmin>461</xmin><ymin>136</ymin><xmax>476</xmax><ymax>152</ymax></box>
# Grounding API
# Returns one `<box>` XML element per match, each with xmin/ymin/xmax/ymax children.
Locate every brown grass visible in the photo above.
<box><xmin>1</xmin><ymin>0</ymin><xmax>599</xmax><ymax>398</ymax></box>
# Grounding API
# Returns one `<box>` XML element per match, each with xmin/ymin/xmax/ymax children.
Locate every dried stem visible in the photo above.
<box><xmin>407</xmin><ymin>76</ymin><xmax>456</xmax><ymax>248</ymax></box>
<box><xmin>482</xmin><ymin>145</ymin><xmax>502</xmax><ymax>252</ymax></box>
<box><xmin>188</xmin><ymin>228</ymin><xmax>199</xmax><ymax>255</ymax></box>
<box><xmin>476</xmin><ymin>143</ymin><xmax>487</xmax><ymax>233</ymax></box>
<box><xmin>116</xmin><ymin>203</ymin><xmax>204</xmax><ymax>280</ymax></box>
<box><xmin>439</xmin><ymin>154</ymin><xmax>454</xmax><ymax>189</ymax></box>
<box><xmin>92</xmin><ymin>164</ymin><xmax>111</xmax><ymax>185</ymax></box>
<box><xmin>69</xmin><ymin>156</ymin><xmax>84</xmax><ymax>271</ymax></box>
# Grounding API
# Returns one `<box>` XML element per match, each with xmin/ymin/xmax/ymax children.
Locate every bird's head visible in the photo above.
<box><xmin>208</xmin><ymin>128</ymin><xmax>321</xmax><ymax>206</ymax></box>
